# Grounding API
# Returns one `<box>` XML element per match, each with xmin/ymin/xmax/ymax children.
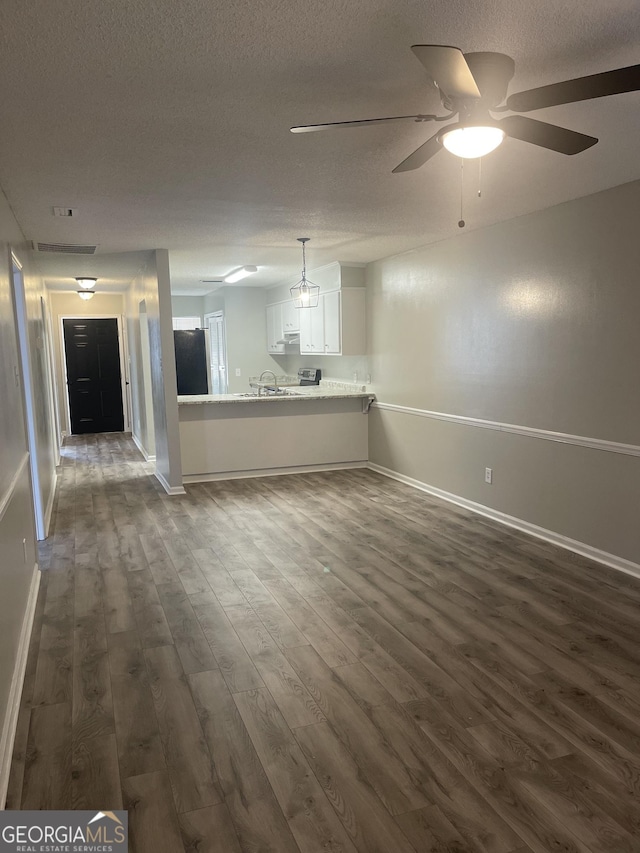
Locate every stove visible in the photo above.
<box><xmin>297</xmin><ymin>368</ymin><xmax>321</xmax><ymax>386</ymax></box>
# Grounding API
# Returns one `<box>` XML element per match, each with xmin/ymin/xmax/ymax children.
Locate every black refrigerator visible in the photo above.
<box><xmin>174</xmin><ymin>329</ymin><xmax>209</xmax><ymax>395</ymax></box>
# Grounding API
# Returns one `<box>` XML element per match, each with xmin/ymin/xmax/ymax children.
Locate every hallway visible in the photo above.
<box><xmin>7</xmin><ymin>434</ymin><xmax>640</xmax><ymax>853</ymax></box>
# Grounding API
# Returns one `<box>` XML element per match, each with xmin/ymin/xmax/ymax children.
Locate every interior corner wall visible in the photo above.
<box><xmin>367</xmin><ymin>179</ymin><xmax>640</xmax><ymax>567</ymax></box>
<box><xmin>12</xmin><ymin>250</ymin><xmax>58</xmax><ymax>538</ymax></box>
<box><xmin>0</xmin><ymin>189</ymin><xmax>39</xmax><ymax>795</ymax></box>
<box><xmin>126</xmin><ymin>251</ymin><xmax>182</xmax><ymax>491</ymax></box>
<box><xmin>157</xmin><ymin>250</ymin><xmax>183</xmax><ymax>490</ymax></box>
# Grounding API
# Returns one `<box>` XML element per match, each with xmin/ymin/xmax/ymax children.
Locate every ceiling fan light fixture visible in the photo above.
<box><xmin>224</xmin><ymin>265</ymin><xmax>258</xmax><ymax>284</ymax></box>
<box><xmin>290</xmin><ymin>238</ymin><xmax>320</xmax><ymax>309</ymax></box>
<box><xmin>77</xmin><ymin>290</ymin><xmax>95</xmax><ymax>301</ymax></box>
<box><xmin>441</xmin><ymin>125</ymin><xmax>505</xmax><ymax>159</ymax></box>
<box><xmin>75</xmin><ymin>276</ymin><xmax>97</xmax><ymax>289</ymax></box>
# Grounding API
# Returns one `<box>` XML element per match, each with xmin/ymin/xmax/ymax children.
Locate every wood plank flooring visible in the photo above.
<box><xmin>8</xmin><ymin>432</ymin><xmax>640</xmax><ymax>853</ymax></box>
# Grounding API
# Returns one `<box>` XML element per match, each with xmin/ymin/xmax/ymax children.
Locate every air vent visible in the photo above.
<box><xmin>52</xmin><ymin>207</ymin><xmax>76</xmax><ymax>217</ymax></box>
<box><xmin>32</xmin><ymin>241</ymin><xmax>98</xmax><ymax>254</ymax></box>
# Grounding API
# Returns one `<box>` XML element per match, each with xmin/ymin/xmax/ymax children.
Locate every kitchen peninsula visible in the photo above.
<box><xmin>178</xmin><ymin>381</ymin><xmax>374</xmax><ymax>481</ymax></box>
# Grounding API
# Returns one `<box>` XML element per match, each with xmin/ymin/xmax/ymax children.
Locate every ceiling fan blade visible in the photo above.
<box><xmin>411</xmin><ymin>45</ymin><xmax>481</xmax><ymax>101</ymax></box>
<box><xmin>500</xmin><ymin>115</ymin><xmax>598</xmax><ymax>154</ymax></box>
<box><xmin>506</xmin><ymin>64</ymin><xmax>640</xmax><ymax>112</ymax></box>
<box><xmin>290</xmin><ymin>114</ymin><xmax>437</xmax><ymax>133</ymax></box>
<box><xmin>392</xmin><ymin>131</ymin><xmax>442</xmax><ymax>173</ymax></box>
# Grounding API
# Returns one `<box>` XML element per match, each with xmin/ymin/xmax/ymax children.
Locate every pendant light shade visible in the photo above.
<box><xmin>78</xmin><ymin>290</ymin><xmax>95</xmax><ymax>301</ymax></box>
<box><xmin>76</xmin><ymin>277</ymin><xmax>97</xmax><ymax>289</ymax></box>
<box><xmin>290</xmin><ymin>238</ymin><xmax>320</xmax><ymax>309</ymax></box>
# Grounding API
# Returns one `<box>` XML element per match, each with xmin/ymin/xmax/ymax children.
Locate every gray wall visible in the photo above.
<box><xmin>367</xmin><ymin>180</ymin><xmax>640</xmax><ymax>565</ymax></box>
<box><xmin>0</xmin><ymin>191</ymin><xmax>42</xmax><ymax>791</ymax></box>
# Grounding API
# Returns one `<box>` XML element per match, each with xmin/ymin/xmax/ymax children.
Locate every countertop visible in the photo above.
<box><xmin>178</xmin><ymin>380</ymin><xmax>374</xmax><ymax>405</ymax></box>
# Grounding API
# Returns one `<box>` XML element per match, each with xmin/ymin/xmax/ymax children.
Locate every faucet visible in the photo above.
<box><xmin>258</xmin><ymin>369</ymin><xmax>278</xmax><ymax>395</ymax></box>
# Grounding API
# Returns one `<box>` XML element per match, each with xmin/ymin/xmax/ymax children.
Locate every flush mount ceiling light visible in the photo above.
<box><xmin>290</xmin><ymin>238</ymin><xmax>320</xmax><ymax>309</ymax></box>
<box><xmin>77</xmin><ymin>290</ymin><xmax>95</xmax><ymax>301</ymax></box>
<box><xmin>440</xmin><ymin>123</ymin><xmax>505</xmax><ymax>158</ymax></box>
<box><xmin>75</xmin><ymin>276</ymin><xmax>97</xmax><ymax>289</ymax></box>
<box><xmin>224</xmin><ymin>265</ymin><xmax>258</xmax><ymax>284</ymax></box>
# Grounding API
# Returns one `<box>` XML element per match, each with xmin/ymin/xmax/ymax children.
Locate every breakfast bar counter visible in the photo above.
<box><xmin>177</xmin><ymin>383</ymin><xmax>374</xmax><ymax>481</ymax></box>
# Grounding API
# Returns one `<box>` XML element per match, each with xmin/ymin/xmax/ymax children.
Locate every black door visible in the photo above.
<box><xmin>63</xmin><ymin>318</ymin><xmax>125</xmax><ymax>434</ymax></box>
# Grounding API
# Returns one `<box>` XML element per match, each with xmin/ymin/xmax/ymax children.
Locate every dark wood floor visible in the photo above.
<box><xmin>8</xmin><ymin>433</ymin><xmax>640</xmax><ymax>852</ymax></box>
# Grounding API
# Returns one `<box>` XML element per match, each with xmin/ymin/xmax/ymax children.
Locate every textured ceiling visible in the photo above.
<box><xmin>0</xmin><ymin>0</ymin><xmax>638</xmax><ymax>295</ymax></box>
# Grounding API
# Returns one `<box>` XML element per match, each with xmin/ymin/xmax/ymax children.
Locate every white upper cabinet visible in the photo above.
<box><xmin>266</xmin><ymin>263</ymin><xmax>366</xmax><ymax>356</ymax></box>
<box><xmin>266</xmin><ymin>303</ymin><xmax>284</xmax><ymax>353</ymax></box>
<box><xmin>281</xmin><ymin>300</ymin><xmax>300</xmax><ymax>333</ymax></box>
<box><xmin>298</xmin><ymin>288</ymin><xmax>365</xmax><ymax>356</ymax></box>
<box><xmin>299</xmin><ymin>301</ymin><xmax>323</xmax><ymax>353</ymax></box>
<box><xmin>322</xmin><ymin>290</ymin><xmax>341</xmax><ymax>354</ymax></box>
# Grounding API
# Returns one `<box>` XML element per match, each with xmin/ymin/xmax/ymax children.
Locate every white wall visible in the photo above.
<box><xmin>171</xmin><ymin>295</ymin><xmax>204</xmax><ymax>324</ymax></box>
<box><xmin>203</xmin><ymin>286</ymin><xmax>281</xmax><ymax>393</ymax></box>
<box><xmin>0</xmin><ymin>190</ymin><xmax>41</xmax><ymax>798</ymax></box>
<box><xmin>367</xmin><ymin>179</ymin><xmax>640</xmax><ymax>567</ymax></box>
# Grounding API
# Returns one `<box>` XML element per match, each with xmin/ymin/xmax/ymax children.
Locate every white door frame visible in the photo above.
<box><xmin>59</xmin><ymin>314</ymin><xmax>130</xmax><ymax>435</ymax></box>
<box><xmin>11</xmin><ymin>254</ymin><xmax>45</xmax><ymax>539</ymax></box>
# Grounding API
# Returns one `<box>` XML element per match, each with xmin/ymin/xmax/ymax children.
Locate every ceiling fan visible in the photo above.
<box><xmin>290</xmin><ymin>46</ymin><xmax>640</xmax><ymax>172</ymax></box>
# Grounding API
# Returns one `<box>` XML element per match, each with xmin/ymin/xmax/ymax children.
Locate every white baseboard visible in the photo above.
<box><xmin>131</xmin><ymin>431</ymin><xmax>156</xmax><ymax>462</ymax></box>
<box><xmin>0</xmin><ymin>564</ymin><xmax>40</xmax><ymax>808</ymax></box>
<box><xmin>368</xmin><ymin>462</ymin><xmax>640</xmax><ymax>581</ymax></box>
<box><xmin>155</xmin><ymin>470</ymin><xmax>186</xmax><ymax>495</ymax></box>
<box><xmin>183</xmin><ymin>460</ymin><xmax>368</xmax><ymax>484</ymax></box>
<box><xmin>43</xmin><ymin>469</ymin><xmax>57</xmax><ymax>537</ymax></box>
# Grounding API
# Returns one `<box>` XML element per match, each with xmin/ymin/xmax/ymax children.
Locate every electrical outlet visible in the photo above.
<box><xmin>366</xmin><ymin>374</ymin><xmax>372</xmax><ymax>384</ymax></box>
<box><xmin>235</xmin><ymin>368</ymin><xmax>241</xmax><ymax>377</ymax></box>
<box><xmin>485</xmin><ymin>467</ymin><xmax>493</xmax><ymax>484</ymax></box>
<box><xmin>352</xmin><ymin>372</ymin><xmax>358</xmax><ymax>382</ymax></box>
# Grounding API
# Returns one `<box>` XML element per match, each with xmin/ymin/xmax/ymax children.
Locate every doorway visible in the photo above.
<box><xmin>62</xmin><ymin>318</ymin><xmax>125</xmax><ymax>434</ymax></box>
<box><xmin>205</xmin><ymin>311</ymin><xmax>228</xmax><ymax>394</ymax></box>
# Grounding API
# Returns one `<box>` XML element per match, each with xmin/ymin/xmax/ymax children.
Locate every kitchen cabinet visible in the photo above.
<box><xmin>299</xmin><ymin>300</ymin><xmax>324</xmax><ymax>354</ymax></box>
<box><xmin>298</xmin><ymin>288</ymin><xmax>365</xmax><ymax>356</ymax></box>
<box><xmin>281</xmin><ymin>300</ymin><xmax>300</xmax><ymax>333</ymax></box>
<box><xmin>266</xmin><ymin>303</ymin><xmax>284</xmax><ymax>353</ymax></box>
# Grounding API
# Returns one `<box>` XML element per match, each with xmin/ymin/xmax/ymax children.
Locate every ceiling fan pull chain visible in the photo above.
<box><xmin>458</xmin><ymin>159</ymin><xmax>465</xmax><ymax>228</ymax></box>
<box><xmin>478</xmin><ymin>157</ymin><xmax>482</xmax><ymax>198</ymax></box>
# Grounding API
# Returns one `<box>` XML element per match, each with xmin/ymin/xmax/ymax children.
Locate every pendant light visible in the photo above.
<box><xmin>290</xmin><ymin>238</ymin><xmax>319</xmax><ymax>309</ymax></box>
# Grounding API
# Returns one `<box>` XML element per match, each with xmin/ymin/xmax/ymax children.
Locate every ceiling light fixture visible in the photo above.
<box><xmin>75</xmin><ymin>276</ymin><xmax>97</xmax><ymax>289</ymax></box>
<box><xmin>440</xmin><ymin>123</ymin><xmax>505</xmax><ymax>159</ymax></box>
<box><xmin>290</xmin><ymin>238</ymin><xmax>320</xmax><ymax>309</ymax></box>
<box><xmin>224</xmin><ymin>265</ymin><xmax>258</xmax><ymax>284</ymax></box>
<box><xmin>77</xmin><ymin>290</ymin><xmax>95</xmax><ymax>301</ymax></box>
